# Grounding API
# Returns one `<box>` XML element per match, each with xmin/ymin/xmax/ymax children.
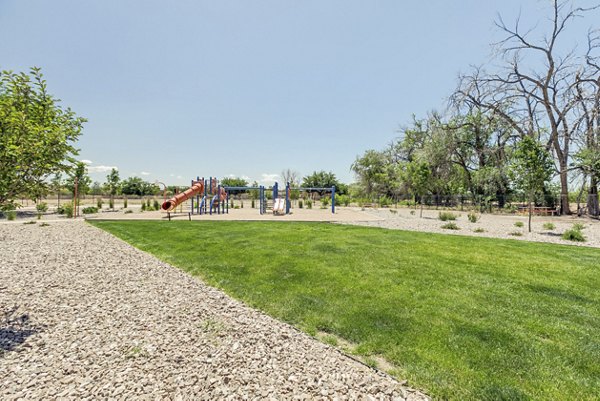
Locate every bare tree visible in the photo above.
<box><xmin>280</xmin><ymin>169</ymin><xmax>300</xmax><ymax>187</ymax></box>
<box><xmin>455</xmin><ymin>1</ymin><xmax>599</xmax><ymax>215</ymax></box>
<box><xmin>573</xmin><ymin>29</ymin><xmax>600</xmax><ymax>215</ymax></box>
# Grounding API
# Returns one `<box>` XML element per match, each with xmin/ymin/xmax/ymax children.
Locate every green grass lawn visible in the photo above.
<box><xmin>91</xmin><ymin>220</ymin><xmax>600</xmax><ymax>400</ymax></box>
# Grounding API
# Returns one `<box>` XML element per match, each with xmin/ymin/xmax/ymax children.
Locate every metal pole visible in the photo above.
<box><xmin>286</xmin><ymin>182</ymin><xmax>290</xmax><ymax>214</ymax></box>
<box><xmin>190</xmin><ymin>179</ymin><xmax>194</xmax><ymax>215</ymax></box>
<box><xmin>196</xmin><ymin>176</ymin><xmax>200</xmax><ymax>214</ymax></box>
<box><xmin>74</xmin><ymin>177</ymin><xmax>78</xmax><ymax>218</ymax></box>
<box><xmin>331</xmin><ymin>185</ymin><xmax>336</xmax><ymax>214</ymax></box>
<box><xmin>260</xmin><ymin>186</ymin><xmax>264</xmax><ymax>215</ymax></box>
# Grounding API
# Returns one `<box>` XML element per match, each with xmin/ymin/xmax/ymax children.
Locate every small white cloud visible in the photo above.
<box><xmin>88</xmin><ymin>165</ymin><xmax>118</xmax><ymax>173</ymax></box>
<box><xmin>169</xmin><ymin>174</ymin><xmax>175</xmax><ymax>177</ymax></box>
<box><xmin>140</xmin><ymin>171</ymin><xmax>151</xmax><ymax>176</ymax></box>
<box><xmin>259</xmin><ymin>173</ymin><xmax>279</xmax><ymax>186</ymax></box>
<box><xmin>81</xmin><ymin>159</ymin><xmax>93</xmax><ymax>165</ymax></box>
<box><xmin>177</xmin><ymin>175</ymin><xmax>182</xmax><ymax>179</ymax></box>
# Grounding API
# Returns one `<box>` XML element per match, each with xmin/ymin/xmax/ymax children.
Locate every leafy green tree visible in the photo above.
<box><xmin>105</xmin><ymin>168</ymin><xmax>120</xmax><ymax>208</ymax></box>
<box><xmin>221</xmin><ymin>177</ymin><xmax>248</xmax><ymax>188</ymax></box>
<box><xmin>90</xmin><ymin>182</ymin><xmax>103</xmax><ymax>196</ymax></box>
<box><xmin>121</xmin><ymin>177</ymin><xmax>159</xmax><ymax>196</ymax></box>
<box><xmin>301</xmin><ymin>171</ymin><xmax>344</xmax><ymax>195</ymax></box>
<box><xmin>351</xmin><ymin>150</ymin><xmax>388</xmax><ymax>197</ymax></box>
<box><xmin>510</xmin><ymin>136</ymin><xmax>554</xmax><ymax>232</ymax></box>
<box><xmin>105</xmin><ymin>168</ymin><xmax>120</xmax><ymax>195</ymax></box>
<box><xmin>51</xmin><ymin>173</ymin><xmax>63</xmax><ymax>207</ymax></box>
<box><xmin>65</xmin><ymin>162</ymin><xmax>92</xmax><ymax>198</ymax></box>
<box><xmin>120</xmin><ymin>177</ymin><xmax>145</xmax><ymax>196</ymax></box>
<box><xmin>405</xmin><ymin>160</ymin><xmax>431</xmax><ymax>217</ymax></box>
<box><xmin>141</xmin><ymin>181</ymin><xmax>160</xmax><ymax>196</ymax></box>
<box><xmin>221</xmin><ymin>177</ymin><xmax>248</xmax><ymax>195</ymax></box>
<box><xmin>0</xmin><ymin>67</ymin><xmax>85</xmax><ymax>210</ymax></box>
<box><xmin>248</xmin><ymin>181</ymin><xmax>259</xmax><ymax>200</ymax></box>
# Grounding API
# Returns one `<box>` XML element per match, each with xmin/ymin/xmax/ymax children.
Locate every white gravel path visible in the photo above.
<box><xmin>340</xmin><ymin>207</ymin><xmax>600</xmax><ymax>248</ymax></box>
<box><xmin>0</xmin><ymin>220</ymin><xmax>427</xmax><ymax>400</ymax></box>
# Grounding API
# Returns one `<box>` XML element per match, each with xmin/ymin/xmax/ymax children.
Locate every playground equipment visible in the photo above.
<box><xmin>270</xmin><ymin>182</ymin><xmax>336</xmax><ymax>215</ymax></box>
<box><xmin>161</xmin><ymin>176</ymin><xmax>337</xmax><ymax>216</ymax></box>
<box><xmin>190</xmin><ymin>177</ymin><xmax>234</xmax><ymax>215</ymax></box>
<box><xmin>296</xmin><ymin>184</ymin><xmax>336</xmax><ymax>214</ymax></box>
<box><xmin>161</xmin><ymin>180</ymin><xmax>204</xmax><ymax>211</ymax></box>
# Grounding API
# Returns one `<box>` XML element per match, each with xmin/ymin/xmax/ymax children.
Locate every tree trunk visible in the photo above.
<box><xmin>589</xmin><ymin>177</ymin><xmax>599</xmax><ymax>217</ymax></box>
<box><xmin>528</xmin><ymin>196</ymin><xmax>532</xmax><ymax>233</ymax></box>
<box><xmin>420</xmin><ymin>202</ymin><xmax>423</xmax><ymax>218</ymax></box>
<box><xmin>558</xmin><ymin>166</ymin><xmax>571</xmax><ymax>215</ymax></box>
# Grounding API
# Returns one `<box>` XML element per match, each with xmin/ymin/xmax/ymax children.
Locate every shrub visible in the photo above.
<box><xmin>473</xmin><ymin>228</ymin><xmax>485</xmax><ymax>233</ymax></box>
<box><xmin>23</xmin><ymin>220</ymin><xmax>36</xmax><ymax>225</ymax></box>
<box><xmin>146</xmin><ymin>199</ymin><xmax>151</xmax><ymax>208</ymax></box>
<box><xmin>389</xmin><ymin>209</ymin><xmax>398</xmax><ymax>214</ymax></box>
<box><xmin>509</xmin><ymin>231</ymin><xmax>523</xmax><ymax>237</ymax></box>
<box><xmin>543</xmin><ymin>222</ymin><xmax>555</xmax><ymax>231</ymax></box>
<box><xmin>82</xmin><ymin>206</ymin><xmax>98</xmax><ymax>214</ymax></box>
<box><xmin>40</xmin><ymin>222</ymin><xmax>50</xmax><ymax>227</ymax></box>
<box><xmin>467</xmin><ymin>212</ymin><xmax>479</xmax><ymax>223</ymax></box>
<box><xmin>337</xmin><ymin>194</ymin><xmax>351</xmax><ymax>207</ymax></box>
<box><xmin>62</xmin><ymin>202</ymin><xmax>74</xmax><ymax>218</ymax></box>
<box><xmin>514</xmin><ymin>221</ymin><xmax>524</xmax><ymax>228</ymax></box>
<box><xmin>153</xmin><ymin>199</ymin><xmax>160</xmax><ymax>210</ymax></box>
<box><xmin>124</xmin><ymin>197</ymin><xmax>128</xmax><ymax>208</ymax></box>
<box><xmin>298</xmin><ymin>200</ymin><xmax>303</xmax><ymax>209</ymax></box>
<box><xmin>321</xmin><ymin>197</ymin><xmax>330</xmax><ymax>207</ymax></box>
<box><xmin>572</xmin><ymin>222</ymin><xmax>585</xmax><ymax>231</ymax></box>
<box><xmin>56</xmin><ymin>205</ymin><xmax>65</xmax><ymax>214</ymax></box>
<box><xmin>378</xmin><ymin>196</ymin><xmax>392</xmax><ymax>208</ymax></box>
<box><xmin>97</xmin><ymin>198</ymin><xmax>103</xmax><ymax>209</ymax></box>
<box><xmin>251</xmin><ymin>199</ymin><xmax>255</xmax><ymax>208</ymax></box>
<box><xmin>439</xmin><ymin>212</ymin><xmax>457</xmax><ymax>221</ymax></box>
<box><xmin>410</xmin><ymin>210</ymin><xmax>416</xmax><ymax>215</ymax></box>
<box><xmin>124</xmin><ymin>209</ymin><xmax>133</xmax><ymax>214</ymax></box>
<box><xmin>441</xmin><ymin>222</ymin><xmax>459</xmax><ymax>230</ymax></box>
<box><xmin>36</xmin><ymin>202</ymin><xmax>48</xmax><ymax>219</ymax></box>
<box><xmin>6</xmin><ymin>210</ymin><xmax>17</xmax><ymax>220</ymax></box>
<box><xmin>562</xmin><ymin>225</ymin><xmax>586</xmax><ymax>242</ymax></box>
<box><xmin>109</xmin><ymin>198</ymin><xmax>114</xmax><ymax>209</ymax></box>
<box><xmin>307</xmin><ymin>200</ymin><xmax>313</xmax><ymax>209</ymax></box>
<box><xmin>141</xmin><ymin>203</ymin><xmax>146</xmax><ymax>212</ymax></box>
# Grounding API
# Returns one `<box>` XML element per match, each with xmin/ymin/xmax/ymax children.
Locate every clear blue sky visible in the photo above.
<box><xmin>1</xmin><ymin>1</ymin><xmax>597</xmax><ymax>186</ymax></box>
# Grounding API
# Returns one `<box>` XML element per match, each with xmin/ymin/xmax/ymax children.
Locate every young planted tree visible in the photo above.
<box><xmin>0</xmin><ymin>68</ymin><xmax>85</xmax><ymax>210</ymax></box>
<box><xmin>510</xmin><ymin>136</ymin><xmax>554</xmax><ymax>232</ymax></box>
<box><xmin>65</xmin><ymin>162</ymin><xmax>92</xmax><ymax>215</ymax></box>
<box><xmin>65</xmin><ymin>162</ymin><xmax>91</xmax><ymax>194</ymax></box>
<box><xmin>51</xmin><ymin>173</ymin><xmax>63</xmax><ymax>208</ymax></box>
<box><xmin>105</xmin><ymin>168</ymin><xmax>120</xmax><ymax>209</ymax></box>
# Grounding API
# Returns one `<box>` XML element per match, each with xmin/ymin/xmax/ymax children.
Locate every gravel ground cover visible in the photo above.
<box><xmin>342</xmin><ymin>207</ymin><xmax>600</xmax><ymax>248</ymax></box>
<box><xmin>0</xmin><ymin>220</ymin><xmax>427</xmax><ymax>400</ymax></box>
